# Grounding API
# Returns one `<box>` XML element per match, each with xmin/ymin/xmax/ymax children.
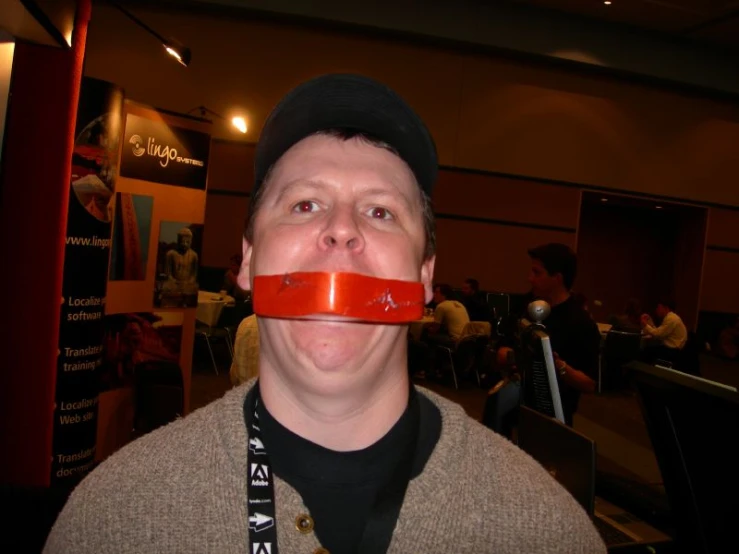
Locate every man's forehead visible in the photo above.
<box><xmin>265</xmin><ymin>135</ymin><xmax>420</xmax><ymax>198</ymax></box>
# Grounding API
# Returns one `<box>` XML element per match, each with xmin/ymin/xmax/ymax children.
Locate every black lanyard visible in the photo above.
<box><xmin>244</xmin><ymin>383</ymin><xmax>420</xmax><ymax>554</ymax></box>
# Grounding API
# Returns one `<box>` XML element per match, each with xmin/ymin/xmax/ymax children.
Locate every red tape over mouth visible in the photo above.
<box><xmin>252</xmin><ymin>272</ymin><xmax>425</xmax><ymax>323</ymax></box>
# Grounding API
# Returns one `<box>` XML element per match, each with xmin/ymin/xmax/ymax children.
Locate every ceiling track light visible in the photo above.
<box><xmin>110</xmin><ymin>1</ymin><xmax>191</xmax><ymax>67</ymax></box>
<box><xmin>188</xmin><ymin>106</ymin><xmax>248</xmax><ymax>134</ymax></box>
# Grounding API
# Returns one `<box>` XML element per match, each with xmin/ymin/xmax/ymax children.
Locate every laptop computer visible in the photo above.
<box><xmin>516</xmin><ymin>406</ymin><xmax>672</xmax><ymax>550</ymax></box>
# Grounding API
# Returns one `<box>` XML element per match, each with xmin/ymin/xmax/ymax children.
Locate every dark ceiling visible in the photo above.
<box><xmin>511</xmin><ymin>0</ymin><xmax>739</xmax><ymax>50</ymax></box>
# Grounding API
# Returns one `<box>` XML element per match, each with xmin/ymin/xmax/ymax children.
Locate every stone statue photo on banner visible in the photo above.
<box><xmin>153</xmin><ymin>221</ymin><xmax>203</xmax><ymax>307</ymax></box>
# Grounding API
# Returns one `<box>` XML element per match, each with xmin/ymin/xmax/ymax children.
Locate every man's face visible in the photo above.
<box><xmin>239</xmin><ymin>134</ymin><xmax>434</xmax><ymax>387</ymax></box>
<box><xmin>655</xmin><ymin>304</ymin><xmax>669</xmax><ymax>319</ymax></box>
<box><xmin>461</xmin><ymin>282</ymin><xmax>473</xmax><ymax>297</ymax></box>
<box><xmin>528</xmin><ymin>259</ymin><xmax>559</xmax><ymax>301</ymax></box>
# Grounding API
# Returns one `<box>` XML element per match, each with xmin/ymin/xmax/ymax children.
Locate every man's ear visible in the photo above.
<box><xmin>237</xmin><ymin>237</ymin><xmax>253</xmax><ymax>291</ymax></box>
<box><xmin>421</xmin><ymin>255</ymin><xmax>436</xmax><ymax>305</ymax></box>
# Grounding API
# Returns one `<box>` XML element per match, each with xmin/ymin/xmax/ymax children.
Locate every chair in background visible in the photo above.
<box><xmin>436</xmin><ymin>321</ymin><xmax>491</xmax><ymax>388</ymax></box>
<box><xmin>221</xmin><ymin>298</ymin><xmax>254</xmax><ymax>347</ymax></box>
<box><xmin>601</xmin><ymin>330</ymin><xmax>643</xmax><ymax>392</ymax></box>
<box><xmin>486</xmin><ymin>292</ymin><xmax>510</xmax><ymax>337</ymax></box>
<box><xmin>195</xmin><ymin>308</ymin><xmax>235</xmax><ymax>375</ymax></box>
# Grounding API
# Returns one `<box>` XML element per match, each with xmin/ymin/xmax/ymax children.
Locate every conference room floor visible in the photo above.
<box><xmin>190</xmin><ymin>346</ymin><xmax>738</xmax><ymax>503</ymax></box>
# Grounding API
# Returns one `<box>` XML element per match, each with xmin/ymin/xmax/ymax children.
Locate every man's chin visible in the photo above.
<box><xmin>287</xmin><ymin>319</ymin><xmax>378</xmax><ymax>372</ymax></box>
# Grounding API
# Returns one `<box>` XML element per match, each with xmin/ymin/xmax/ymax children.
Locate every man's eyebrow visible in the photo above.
<box><xmin>272</xmin><ymin>179</ymin><xmax>327</xmax><ymax>205</ymax></box>
<box><xmin>361</xmin><ymin>187</ymin><xmax>414</xmax><ymax>211</ymax></box>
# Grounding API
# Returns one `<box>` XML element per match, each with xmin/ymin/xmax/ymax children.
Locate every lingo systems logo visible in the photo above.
<box><xmin>128</xmin><ymin>133</ymin><xmax>205</xmax><ymax>169</ymax></box>
<box><xmin>129</xmin><ymin>135</ymin><xmax>145</xmax><ymax>157</ymax></box>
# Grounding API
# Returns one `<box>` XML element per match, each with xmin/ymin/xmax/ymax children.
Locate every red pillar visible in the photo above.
<box><xmin>0</xmin><ymin>0</ymin><xmax>92</xmax><ymax>488</ymax></box>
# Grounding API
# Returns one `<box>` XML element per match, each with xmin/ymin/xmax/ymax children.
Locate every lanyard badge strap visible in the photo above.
<box><xmin>246</xmin><ymin>391</ymin><xmax>279</xmax><ymax>554</ymax></box>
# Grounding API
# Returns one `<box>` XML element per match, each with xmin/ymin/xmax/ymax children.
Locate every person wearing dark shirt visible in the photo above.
<box><xmin>222</xmin><ymin>253</ymin><xmax>250</xmax><ymax>301</ymax></box>
<box><xmin>460</xmin><ymin>277</ymin><xmax>491</xmax><ymax>322</ymax></box>
<box><xmin>497</xmin><ymin>243</ymin><xmax>599</xmax><ymax>426</ymax></box>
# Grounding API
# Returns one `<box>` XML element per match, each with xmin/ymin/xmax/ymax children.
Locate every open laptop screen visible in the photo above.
<box><xmin>517</xmin><ymin>405</ymin><xmax>596</xmax><ymax>514</ymax></box>
<box><xmin>627</xmin><ymin>361</ymin><xmax>739</xmax><ymax>554</ymax></box>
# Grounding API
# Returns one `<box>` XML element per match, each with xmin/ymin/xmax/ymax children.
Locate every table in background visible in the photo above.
<box><xmin>409</xmin><ymin>315</ymin><xmax>435</xmax><ymax>342</ymax></box>
<box><xmin>196</xmin><ymin>290</ymin><xmax>235</xmax><ymax>326</ymax></box>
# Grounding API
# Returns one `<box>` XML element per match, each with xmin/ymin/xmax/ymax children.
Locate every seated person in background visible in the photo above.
<box><xmin>425</xmin><ymin>283</ymin><xmax>470</xmax><ymax>346</ymax></box>
<box><xmin>609</xmin><ymin>297</ymin><xmax>645</xmax><ymax>332</ymax></box>
<box><xmin>222</xmin><ymin>254</ymin><xmax>249</xmax><ymax>301</ymax></box>
<box><xmin>460</xmin><ymin>277</ymin><xmax>491</xmax><ymax>321</ymax></box>
<box><xmin>717</xmin><ymin>316</ymin><xmax>739</xmax><ymax>360</ymax></box>
<box><xmin>229</xmin><ymin>314</ymin><xmax>259</xmax><ymax>386</ymax></box>
<box><xmin>641</xmin><ymin>298</ymin><xmax>688</xmax><ymax>365</ymax></box>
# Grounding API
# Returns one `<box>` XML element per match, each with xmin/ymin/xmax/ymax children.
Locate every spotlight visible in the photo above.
<box><xmin>111</xmin><ymin>2</ymin><xmax>191</xmax><ymax>67</ymax></box>
<box><xmin>231</xmin><ymin>116</ymin><xmax>248</xmax><ymax>134</ymax></box>
<box><xmin>189</xmin><ymin>106</ymin><xmax>248</xmax><ymax>134</ymax></box>
<box><xmin>164</xmin><ymin>40</ymin><xmax>191</xmax><ymax>67</ymax></box>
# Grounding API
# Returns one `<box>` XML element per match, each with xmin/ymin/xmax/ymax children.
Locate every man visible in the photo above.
<box><xmin>497</xmin><ymin>243</ymin><xmax>600</xmax><ymax>426</ymax></box>
<box><xmin>222</xmin><ymin>253</ymin><xmax>250</xmax><ymax>300</ymax></box>
<box><xmin>460</xmin><ymin>277</ymin><xmax>491</xmax><ymax>321</ymax></box>
<box><xmin>426</xmin><ymin>283</ymin><xmax>470</xmax><ymax>344</ymax></box>
<box><xmin>45</xmin><ymin>75</ymin><xmax>604</xmax><ymax>553</ymax></box>
<box><xmin>165</xmin><ymin>227</ymin><xmax>198</xmax><ymax>285</ymax></box>
<box><xmin>641</xmin><ymin>299</ymin><xmax>688</xmax><ymax>365</ymax></box>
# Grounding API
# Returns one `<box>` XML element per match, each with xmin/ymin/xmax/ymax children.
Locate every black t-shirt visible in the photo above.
<box><xmin>250</xmin><ymin>385</ymin><xmax>442</xmax><ymax>554</ymax></box>
<box><xmin>538</xmin><ymin>296</ymin><xmax>600</xmax><ymax>424</ymax></box>
<box><xmin>500</xmin><ymin>294</ymin><xmax>600</xmax><ymax>424</ymax></box>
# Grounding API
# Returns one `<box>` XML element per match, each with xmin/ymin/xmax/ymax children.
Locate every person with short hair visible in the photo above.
<box><xmin>45</xmin><ymin>75</ymin><xmax>604</xmax><ymax>554</ymax></box>
<box><xmin>222</xmin><ymin>253</ymin><xmax>250</xmax><ymax>300</ymax></box>
<box><xmin>641</xmin><ymin>298</ymin><xmax>688</xmax><ymax>365</ymax></box>
<box><xmin>461</xmin><ymin>277</ymin><xmax>491</xmax><ymax>321</ymax></box>
<box><xmin>427</xmin><ymin>283</ymin><xmax>470</xmax><ymax>342</ymax></box>
<box><xmin>497</xmin><ymin>243</ymin><xmax>600</xmax><ymax>426</ymax></box>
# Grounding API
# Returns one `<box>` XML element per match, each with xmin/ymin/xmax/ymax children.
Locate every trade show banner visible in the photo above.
<box><xmin>120</xmin><ymin>113</ymin><xmax>210</xmax><ymax>189</ymax></box>
<box><xmin>97</xmin><ymin>103</ymin><xmax>211</xmax><ymax>462</ymax></box>
<box><xmin>51</xmin><ymin>77</ymin><xmax>124</xmax><ymax>484</ymax></box>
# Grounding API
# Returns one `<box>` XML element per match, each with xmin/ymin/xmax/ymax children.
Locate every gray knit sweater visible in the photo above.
<box><xmin>44</xmin><ymin>382</ymin><xmax>606</xmax><ymax>553</ymax></box>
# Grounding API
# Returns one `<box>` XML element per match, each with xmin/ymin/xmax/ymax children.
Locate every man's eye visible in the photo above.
<box><xmin>292</xmin><ymin>200</ymin><xmax>318</xmax><ymax>213</ymax></box>
<box><xmin>368</xmin><ymin>207</ymin><xmax>393</xmax><ymax>220</ymax></box>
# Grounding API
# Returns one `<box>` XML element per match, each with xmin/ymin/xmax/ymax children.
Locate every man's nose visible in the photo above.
<box><xmin>318</xmin><ymin>206</ymin><xmax>365</xmax><ymax>253</ymax></box>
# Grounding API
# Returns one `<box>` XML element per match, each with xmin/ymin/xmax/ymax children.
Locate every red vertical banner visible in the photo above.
<box><xmin>51</xmin><ymin>77</ymin><xmax>124</xmax><ymax>484</ymax></box>
<box><xmin>0</xmin><ymin>0</ymin><xmax>92</xmax><ymax>488</ymax></box>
